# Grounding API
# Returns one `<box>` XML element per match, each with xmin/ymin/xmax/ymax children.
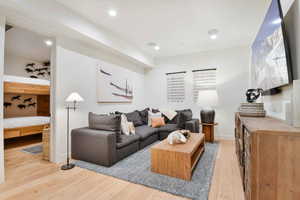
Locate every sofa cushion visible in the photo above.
<box><xmin>89</xmin><ymin>112</ymin><xmax>121</xmax><ymax>131</ymax></box>
<box><xmin>125</xmin><ymin>111</ymin><xmax>144</xmax><ymax>127</ymax></box>
<box><xmin>138</xmin><ymin>108</ymin><xmax>150</xmax><ymax>124</ymax></box>
<box><xmin>177</xmin><ymin>109</ymin><xmax>193</xmax><ymax>129</ymax></box>
<box><xmin>158</xmin><ymin>124</ymin><xmax>179</xmax><ymax>132</ymax></box>
<box><xmin>135</xmin><ymin>125</ymin><xmax>158</xmax><ymax>140</ymax></box>
<box><xmin>116</xmin><ymin>135</ymin><xmax>140</xmax><ymax>149</ymax></box>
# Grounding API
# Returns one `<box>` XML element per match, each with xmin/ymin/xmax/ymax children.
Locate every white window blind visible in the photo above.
<box><xmin>166</xmin><ymin>72</ymin><xmax>186</xmax><ymax>103</ymax></box>
<box><xmin>193</xmin><ymin>68</ymin><xmax>217</xmax><ymax>102</ymax></box>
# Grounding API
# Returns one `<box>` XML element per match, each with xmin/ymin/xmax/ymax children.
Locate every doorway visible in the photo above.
<box><xmin>3</xmin><ymin>25</ymin><xmax>52</xmax><ymax>179</ymax></box>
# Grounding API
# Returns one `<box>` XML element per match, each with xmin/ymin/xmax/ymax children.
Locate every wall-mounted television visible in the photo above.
<box><xmin>251</xmin><ymin>0</ymin><xmax>293</xmax><ymax>94</ymax></box>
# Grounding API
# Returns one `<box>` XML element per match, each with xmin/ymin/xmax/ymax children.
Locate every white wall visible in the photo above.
<box><xmin>145</xmin><ymin>46</ymin><xmax>250</xmax><ymax>139</ymax></box>
<box><xmin>0</xmin><ymin>15</ymin><xmax>5</xmax><ymax>184</ymax></box>
<box><xmin>4</xmin><ymin>53</ymin><xmax>50</xmax><ymax>80</ymax></box>
<box><xmin>52</xmin><ymin>39</ymin><xmax>147</xmax><ymax>162</ymax></box>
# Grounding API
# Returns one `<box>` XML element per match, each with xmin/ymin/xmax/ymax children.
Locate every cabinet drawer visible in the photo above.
<box><xmin>4</xmin><ymin>130</ymin><xmax>21</xmax><ymax>139</ymax></box>
<box><xmin>21</xmin><ymin>125</ymin><xmax>45</xmax><ymax>136</ymax></box>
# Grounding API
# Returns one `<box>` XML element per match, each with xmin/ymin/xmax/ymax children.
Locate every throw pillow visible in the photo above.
<box><xmin>125</xmin><ymin>111</ymin><xmax>144</xmax><ymax>127</ymax></box>
<box><xmin>120</xmin><ymin>114</ymin><xmax>130</xmax><ymax>136</ymax></box>
<box><xmin>177</xmin><ymin>109</ymin><xmax>193</xmax><ymax>129</ymax></box>
<box><xmin>151</xmin><ymin>108</ymin><xmax>160</xmax><ymax>113</ymax></box>
<box><xmin>148</xmin><ymin>111</ymin><xmax>162</xmax><ymax>126</ymax></box>
<box><xmin>128</xmin><ymin>122</ymin><xmax>136</xmax><ymax>135</ymax></box>
<box><xmin>160</xmin><ymin>109</ymin><xmax>177</xmax><ymax>121</ymax></box>
<box><xmin>151</xmin><ymin>117</ymin><xmax>166</xmax><ymax>128</ymax></box>
<box><xmin>137</xmin><ymin>108</ymin><xmax>150</xmax><ymax>124</ymax></box>
<box><xmin>115</xmin><ymin>111</ymin><xmax>123</xmax><ymax>115</ymax></box>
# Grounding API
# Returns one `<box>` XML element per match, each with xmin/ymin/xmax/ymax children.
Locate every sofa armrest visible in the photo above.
<box><xmin>71</xmin><ymin>127</ymin><xmax>117</xmax><ymax>166</ymax></box>
<box><xmin>185</xmin><ymin>119</ymin><xmax>200</xmax><ymax>133</ymax></box>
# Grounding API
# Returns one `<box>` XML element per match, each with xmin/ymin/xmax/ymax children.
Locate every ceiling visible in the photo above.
<box><xmin>5</xmin><ymin>26</ymin><xmax>51</xmax><ymax>62</ymax></box>
<box><xmin>55</xmin><ymin>0</ymin><xmax>271</xmax><ymax>58</ymax></box>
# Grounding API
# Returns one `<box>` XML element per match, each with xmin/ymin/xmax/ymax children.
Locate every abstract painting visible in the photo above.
<box><xmin>96</xmin><ymin>61</ymin><xmax>133</xmax><ymax>103</ymax></box>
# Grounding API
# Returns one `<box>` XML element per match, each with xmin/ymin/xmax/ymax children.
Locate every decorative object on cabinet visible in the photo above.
<box><xmin>245</xmin><ymin>88</ymin><xmax>263</xmax><ymax>103</ymax></box>
<box><xmin>235</xmin><ymin>113</ymin><xmax>300</xmax><ymax>200</ymax></box>
<box><xmin>61</xmin><ymin>92</ymin><xmax>84</xmax><ymax>170</ymax></box>
<box><xmin>197</xmin><ymin>90</ymin><xmax>218</xmax><ymax>124</ymax></box>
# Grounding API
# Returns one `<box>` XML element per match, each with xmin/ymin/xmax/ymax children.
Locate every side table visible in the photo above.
<box><xmin>200</xmin><ymin>122</ymin><xmax>218</xmax><ymax>143</ymax></box>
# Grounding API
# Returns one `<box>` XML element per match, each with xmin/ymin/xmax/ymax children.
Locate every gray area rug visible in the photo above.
<box><xmin>75</xmin><ymin>142</ymin><xmax>219</xmax><ymax>200</ymax></box>
<box><xmin>21</xmin><ymin>144</ymin><xmax>43</xmax><ymax>154</ymax></box>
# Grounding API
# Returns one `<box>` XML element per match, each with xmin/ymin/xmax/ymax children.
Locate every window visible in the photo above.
<box><xmin>166</xmin><ymin>71</ymin><xmax>186</xmax><ymax>103</ymax></box>
<box><xmin>193</xmin><ymin>68</ymin><xmax>217</xmax><ymax>102</ymax></box>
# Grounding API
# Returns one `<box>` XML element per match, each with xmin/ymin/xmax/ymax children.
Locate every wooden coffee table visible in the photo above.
<box><xmin>151</xmin><ymin>133</ymin><xmax>205</xmax><ymax>181</ymax></box>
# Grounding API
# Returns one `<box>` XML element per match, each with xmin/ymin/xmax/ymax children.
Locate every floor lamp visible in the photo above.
<box><xmin>61</xmin><ymin>92</ymin><xmax>84</xmax><ymax>170</ymax></box>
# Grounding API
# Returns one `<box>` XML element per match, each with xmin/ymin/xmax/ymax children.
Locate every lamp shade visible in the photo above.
<box><xmin>197</xmin><ymin>90</ymin><xmax>218</xmax><ymax>108</ymax></box>
<box><xmin>65</xmin><ymin>92</ymin><xmax>84</xmax><ymax>102</ymax></box>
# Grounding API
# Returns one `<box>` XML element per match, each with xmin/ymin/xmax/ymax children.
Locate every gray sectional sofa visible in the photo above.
<box><xmin>71</xmin><ymin>109</ymin><xmax>200</xmax><ymax>167</ymax></box>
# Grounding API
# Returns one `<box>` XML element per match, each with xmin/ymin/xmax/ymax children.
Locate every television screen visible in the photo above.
<box><xmin>251</xmin><ymin>0</ymin><xmax>292</xmax><ymax>91</ymax></box>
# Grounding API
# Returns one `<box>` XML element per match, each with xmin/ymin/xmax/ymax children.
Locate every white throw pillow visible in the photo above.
<box><xmin>121</xmin><ymin>114</ymin><xmax>130</xmax><ymax>135</ymax></box>
<box><xmin>148</xmin><ymin>111</ymin><xmax>162</xmax><ymax>126</ymax></box>
<box><xmin>128</xmin><ymin>122</ymin><xmax>135</xmax><ymax>135</ymax></box>
<box><xmin>160</xmin><ymin>109</ymin><xmax>177</xmax><ymax>121</ymax></box>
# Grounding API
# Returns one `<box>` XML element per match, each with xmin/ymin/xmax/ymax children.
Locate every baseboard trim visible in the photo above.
<box><xmin>53</xmin><ymin>153</ymin><xmax>67</xmax><ymax>164</ymax></box>
<box><xmin>215</xmin><ymin>134</ymin><xmax>234</xmax><ymax>140</ymax></box>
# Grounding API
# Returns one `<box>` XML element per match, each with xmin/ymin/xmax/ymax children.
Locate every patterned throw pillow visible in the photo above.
<box><xmin>121</xmin><ymin>114</ymin><xmax>136</xmax><ymax>135</ymax></box>
<box><xmin>160</xmin><ymin>109</ymin><xmax>177</xmax><ymax>121</ymax></box>
<box><xmin>120</xmin><ymin>114</ymin><xmax>130</xmax><ymax>135</ymax></box>
<box><xmin>128</xmin><ymin>122</ymin><xmax>136</xmax><ymax>135</ymax></box>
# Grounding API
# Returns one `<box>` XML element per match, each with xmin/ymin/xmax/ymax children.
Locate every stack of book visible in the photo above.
<box><xmin>239</xmin><ymin>103</ymin><xmax>266</xmax><ymax>117</ymax></box>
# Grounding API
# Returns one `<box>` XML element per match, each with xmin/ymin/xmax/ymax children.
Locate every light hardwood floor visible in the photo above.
<box><xmin>0</xmin><ymin>140</ymin><xmax>244</xmax><ymax>200</ymax></box>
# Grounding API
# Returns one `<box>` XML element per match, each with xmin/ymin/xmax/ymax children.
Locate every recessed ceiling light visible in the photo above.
<box><xmin>147</xmin><ymin>42</ymin><xmax>160</xmax><ymax>51</ymax></box>
<box><xmin>210</xmin><ymin>34</ymin><xmax>217</xmax><ymax>40</ymax></box>
<box><xmin>208</xmin><ymin>29</ymin><xmax>219</xmax><ymax>40</ymax></box>
<box><xmin>154</xmin><ymin>45</ymin><xmax>160</xmax><ymax>51</ymax></box>
<box><xmin>108</xmin><ymin>9</ymin><xmax>117</xmax><ymax>17</ymax></box>
<box><xmin>44</xmin><ymin>40</ymin><xmax>53</xmax><ymax>46</ymax></box>
<box><xmin>272</xmin><ymin>18</ymin><xmax>282</xmax><ymax>25</ymax></box>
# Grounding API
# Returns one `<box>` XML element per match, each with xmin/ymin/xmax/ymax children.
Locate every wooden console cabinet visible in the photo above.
<box><xmin>235</xmin><ymin>113</ymin><xmax>300</xmax><ymax>200</ymax></box>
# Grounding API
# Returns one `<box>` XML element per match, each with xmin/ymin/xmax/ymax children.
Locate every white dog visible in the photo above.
<box><xmin>167</xmin><ymin>131</ymin><xmax>187</xmax><ymax>145</ymax></box>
